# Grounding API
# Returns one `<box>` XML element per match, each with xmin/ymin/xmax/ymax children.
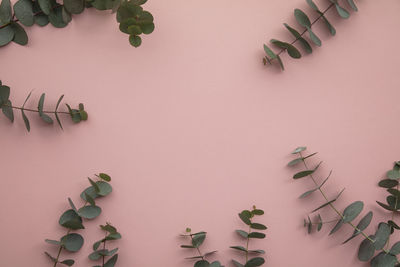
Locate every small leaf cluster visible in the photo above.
<box><xmin>0</xmin><ymin>0</ymin><xmax>154</xmax><ymax>47</ymax></box>
<box><xmin>231</xmin><ymin>206</ymin><xmax>266</xmax><ymax>267</ymax></box>
<box><xmin>0</xmin><ymin>80</ymin><xmax>87</xmax><ymax>131</ymax></box>
<box><xmin>180</xmin><ymin>228</ymin><xmax>223</xmax><ymax>267</ymax></box>
<box><xmin>289</xmin><ymin>147</ymin><xmax>400</xmax><ymax>266</ymax></box>
<box><xmin>45</xmin><ymin>173</ymin><xmax>113</xmax><ymax>267</ymax></box>
<box><xmin>89</xmin><ymin>223</ymin><xmax>121</xmax><ymax>267</ymax></box>
<box><xmin>263</xmin><ymin>0</ymin><xmax>358</xmax><ymax>70</ymax></box>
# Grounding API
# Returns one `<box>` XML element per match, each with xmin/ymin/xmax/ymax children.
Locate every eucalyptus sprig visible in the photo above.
<box><xmin>180</xmin><ymin>228</ymin><xmax>224</xmax><ymax>267</ymax></box>
<box><xmin>44</xmin><ymin>173</ymin><xmax>113</xmax><ymax>267</ymax></box>
<box><xmin>231</xmin><ymin>206</ymin><xmax>266</xmax><ymax>267</ymax></box>
<box><xmin>89</xmin><ymin>222</ymin><xmax>121</xmax><ymax>267</ymax></box>
<box><xmin>263</xmin><ymin>0</ymin><xmax>358</xmax><ymax>70</ymax></box>
<box><xmin>289</xmin><ymin>147</ymin><xmax>400</xmax><ymax>266</ymax></box>
<box><xmin>0</xmin><ymin>0</ymin><xmax>154</xmax><ymax>47</ymax></box>
<box><xmin>0</xmin><ymin>80</ymin><xmax>87</xmax><ymax>131</ymax></box>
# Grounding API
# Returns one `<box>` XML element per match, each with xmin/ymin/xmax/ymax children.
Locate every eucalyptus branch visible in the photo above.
<box><xmin>289</xmin><ymin>147</ymin><xmax>400</xmax><ymax>266</ymax></box>
<box><xmin>0</xmin><ymin>80</ymin><xmax>87</xmax><ymax>131</ymax></box>
<box><xmin>263</xmin><ymin>0</ymin><xmax>359</xmax><ymax>70</ymax></box>
<box><xmin>230</xmin><ymin>206</ymin><xmax>267</xmax><ymax>267</ymax></box>
<box><xmin>44</xmin><ymin>173</ymin><xmax>113</xmax><ymax>267</ymax></box>
<box><xmin>0</xmin><ymin>0</ymin><xmax>154</xmax><ymax>47</ymax></box>
<box><xmin>180</xmin><ymin>228</ymin><xmax>223</xmax><ymax>267</ymax></box>
<box><xmin>89</xmin><ymin>223</ymin><xmax>121</xmax><ymax>267</ymax></box>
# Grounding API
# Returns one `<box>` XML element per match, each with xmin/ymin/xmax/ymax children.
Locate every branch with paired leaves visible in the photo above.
<box><xmin>44</xmin><ymin>173</ymin><xmax>113</xmax><ymax>267</ymax></box>
<box><xmin>89</xmin><ymin>222</ymin><xmax>121</xmax><ymax>267</ymax></box>
<box><xmin>180</xmin><ymin>228</ymin><xmax>224</xmax><ymax>267</ymax></box>
<box><xmin>289</xmin><ymin>146</ymin><xmax>400</xmax><ymax>267</ymax></box>
<box><xmin>0</xmin><ymin>80</ymin><xmax>87</xmax><ymax>131</ymax></box>
<box><xmin>263</xmin><ymin>0</ymin><xmax>358</xmax><ymax>71</ymax></box>
<box><xmin>231</xmin><ymin>206</ymin><xmax>267</xmax><ymax>267</ymax></box>
<box><xmin>0</xmin><ymin>0</ymin><xmax>154</xmax><ymax>48</ymax></box>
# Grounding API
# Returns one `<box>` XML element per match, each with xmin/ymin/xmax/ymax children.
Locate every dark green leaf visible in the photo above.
<box><xmin>270</xmin><ymin>39</ymin><xmax>301</xmax><ymax>59</ymax></box>
<box><xmin>232</xmin><ymin>260</ymin><xmax>244</xmax><ymax>267</ymax></box>
<box><xmin>77</xmin><ymin>205</ymin><xmax>101</xmax><ymax>219</ymax></box>
<box><xmin>61</xmin><ymin>7</ymin><xmax>72</xmax><ymax>24</ymax></box>
<box><xmin>60</xmin><ymin>259</ymin><xmax>74</xmax><ymax>266</ymax></box>
<box><xmin>371</xmin><ymin>252</ymin><xmax>397</xmax><ymax>267</ymax></box>
<box><xmin>244</xmin><ymin>257</ymin><xmax>265</xmax><ymax>267</ymax></box>
<box><xmin>14</xmin><ymin>0</ymin><xmax>34</xmax><ymax>26</ymax></box>
<box><xmin>0</xmin><ymin>0</ymin><xmax>12</xmax><ymax>23</ymax></box>
<box><xmin>299</xmin><ymin>188</ymin><xmax>317</xmax><ymax>198</ymax></box>
<box><xmin>306</xmin><ymin>0</ymin><xmax>318</xmax><ymax>11</ymax></box>
<box><xmin>45</xmin><ymin>239</ymin><xmax>61</xmax><ymax>245</ymax></box>
<box><xmin>85</xmin><ymin>193</ymin><xmax>95</xmax><ymax>206</ymax></box>
<box><xmin>2</xmin><ymin>100</ymin><xmax>14</xmax><ymax>122</ymax></box>
<box><xmin>251</xmin><ymin>209</ymin><xmax>264</xmax><ymax>216</ymax></box>
<box><xmin>329</xmin><ymin>219</ymin><xmax>343</xmax><ymax>235</ymax></box>
<box><xmin>390</xmin><ymin>241</ymin><xmax>400</xmax><ymax>255</ymax></box>
<box><xmin>377</xmin><ymin>201</ymin><xmax>397</xmax><ymax>212</ymax></box>
<box><xmin>379</xmin><ymin>179</ymin><xmax>399</xmax><ymax>188</ymax></box>
<box><xmin>239</xmin><ymin>210</ymin><xmax>251</xmax><ymax>225</ymax></box>
<box><xmin>334</xmin><ymin>3</ymin><xmax>350</xmax><ymax>19</ymax></box>
<box><xmin>0</xmin><ymin>25</ymin><xmax>14</xmax><ymax>46</ymax></box>
<box><xmin>321</xmin><ymin>16</ymin><xmax>336</xmax><ymax>36</ymax></box>
<box><xmin>192</xmin><ymin>232</ymin><xmax>206</xmax><ymax>248</ymax></box>
<box><xmin>38</xmin><ymin>0</ymin><xmax>51</xmax><ymax>15</ymax></box>
<box><xmin>263</xmin><ymin>44</ymin><xmax>277</xmax><ymax>59</ymax></box>
<box><xmin>98</xmin><ymin>173</ymin><xmax>111</xmax><ymax>182</ymax></box>
<box><xmin>230</xmin><ymin>246</ymin><xmax>247</xmax><ymax>252</ymax></box>
<box><xmin>97</xmin><ymin>181</ymin><xmax>112</xmax><ymax>196</ymax></box>
<box><xmin>59</xmin><ymin>209</ymin><xmax>84</xmax><ymax>230</ymax></box>
<box><xmin>388</xmin><ymin>188</ymin><xmax>400</xmax><ymax>198</ymax></box>
<box><xmin>93</xmin><ymin>240</ymin><xmax>102</xmax><ymax>251</ymax></box>
<box><xmin>294</xmin><ymin>9</ymin><xmax>311</xmax><ymax>27</ymax></box>
<box><xmin>358</xmin><ymin>236</ymin><xmax>375</xmax><ymax>261</ymax></box>
<box><xmin>61</xmin><ymin>233</ymin><xmax>84</xmax><ymax>252</ymax></box>
<box><xmin>104</xmin><ymin>254</ymin><xmax>118</xmax><ymax>267</ymax></box>
<box><xmin>374</xmin><ymin>223</ymin><xmax>391</xmax><ymax>250</ymax></box>
<box><xmin>129</xmin><ymin>34</ymin><xmax>141</xmax><ymax>47</ymax></box>
<box><xmin>342</xmin><ymin>201</ymin><xmax>363</xmax><ymax>223</ymax></box>
<box><xmin>194</xmin><ymin>260</ymin><xmax>210</xmax><ymax>267</ymax></box>
<box><xmin>10</xmin><ymin>22</ymin><xmax>28</xmax><ymax>45</ymax></box>
<box><xmin>68</xmin><ymin>197</ymin><xmax>78</xmax><ymax>212</ymax></box>
<box><xmin>64</xmin><ymin>0</ymin><xmax>84</xmax><ymax>14</ymax></box>
<box><xmin>293</xmin><ymin>170</ymin><xmax>314</xmax><ymax>179</ymax></box>
<box><xmin>248</xmin><ymin>232</ymin><xmax>265</xmax><ymax>239</ymax></box>
<box><xmin>80</xmin><ymin>186</ymin><xmax>99</xmax><ymax>201</ymax></box>
<box><xmin>44</xmin><ymin>252</ymin><xmax>57</xmax><ymax>262</ymax></box>
<box><xmin>387</xmin><ymin>170</ymin><xmax>400</xmax><ymax>180</ymax></box>
<box><xmin>317</xmin><ymin>214</ymin><xmax>323</xmax><ymax>231</ymax></box>
<box><xmin>308</xmin><ymin>28</ymin><xmax>321</xmax><ymax>47</ymax></box>
<box><xmin>312</xmin><ymin>199</ymin><xmax>336</xmax><ymax>213</ymax></box>
<box><xmin>283</xmin><ymin>24</ymin><xmax>312</xmax><ymax>54</ymax></box>
<box><xmin>236</xmin><ymin>230</ymin><xmax>248</xmax><ymax>238</ymax></box>
<box><xmin>0</xmin><ymin>84</ymin><xmax>10</xmax><ymax>102</ymax></box>
<box><xmin>180</xmin><ymin>245</ymin><xmax>195</xmax><ymax>248</ymax></box>
<box><xmin>49</xmin><ymin>6</ymin><xmax>68</xmax><ymax>28</ymax></box>
<box><xmin>343</xmin><ymin>211</ymin><xmax>373</xmax><ymax>243</ymax></box>
<box><xmin>54</xmin><ymin>94</ymin><xmax>64</xmax><ymax>129</ymax></box>
<box><xmin>250</xmin><ymin>223</ymin><xmax>267</xmax><ymax>230</ymax></box>
<box><xmin>347</xmin><ymin>0</ymin><xmax>358</xmax><ymax>11</ymax></box>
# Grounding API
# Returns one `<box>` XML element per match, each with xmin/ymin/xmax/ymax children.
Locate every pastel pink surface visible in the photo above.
<box><xmin>1</xmin><ymin>0</ymin><xmax>400</xmax><ymax>266</ymax></box>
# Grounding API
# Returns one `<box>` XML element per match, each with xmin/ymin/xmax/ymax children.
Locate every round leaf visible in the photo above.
<box><xmin>61</xmin><ymin>233</ymin><xmax>84</xmax><ymax>252</ymax></box>
<box><xmin>294</xmin><ymin>9</ymin><xmax>311</xmax><ymax>28</ymax></box>
<box><xmin>342</xmin><ymin>201</ymin><xmax>363</xmax><ymax>223</ymax></box>
<box><xmin>0</xmin><ymin>25</ymin><xmax>14</xmax><ymax>46</ymax></box>
<box><xmin>78</xmin><ymin>205</ymin><xmax>102</xmax><ymax>219</ymax></box>
<box><xmin>358</xmin><ymin>236</ymin><xmax>375</xmax><ymax>262</ymax></box>
<box><xmin>244</xmin><ymin>257</ymin><xmax>265</xmax><ymax>267</ymax></box>
<box><xmin>59</xmin><ymin>209</ymin><xmax>84</xmax><ymax>230</ymax></box>
<box><xmin>10</xmin><ymin>22</ymin><xmax>28</xmax><ymax>45</ymax></box>
<box><xmin>129</xmin><ymin>35</ymin><xmax>141</xmax><ymax>47</ymax></box>
<box><xmin>14</xmin><ymin>0</ymin><xmax>34</xmax><ymax>26</ymax></box>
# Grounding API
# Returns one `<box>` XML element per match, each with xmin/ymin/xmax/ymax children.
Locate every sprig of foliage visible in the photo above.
<box><xmin>0</xmin><ymin>80</ymin><xmax>87</xmax><ymax>131</ymax></box>
<box><xmin>180</xmin><ymin>228</ymin><xmax>223</xmax><ymax>267</ymax></box>
<box><xmin>0</xmin><ymin>0</ymin><xmax>154</xmax><ymax>47</ymax></box>
<box><xmin>231</xmin><ymin>206</ymin><xmax>266</xmax><ymax>267</ymax></box>
<box><xmin>44</xmin><ymin>173</ymin><xmax>113</xmax><ymax>267</ymax></box>
<box><xmin>89</xmin><ymin>222</ymin><xmax>121</xmax><ymax>267</ymax></box>
<box><xmin>263</xmin><ymin>0</ymin><xmax>358</xmax><ymax>70</ymax></box>
<box><xmin>289</xmin><ymin>147</ymin><xmax>400</xmax><ymax>266</ymax></box>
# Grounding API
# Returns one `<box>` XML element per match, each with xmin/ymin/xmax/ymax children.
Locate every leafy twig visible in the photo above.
<box><xmin>89</xmin><ymin>222</ymin><xmax>121</xmax><ymax>267</ymax></box>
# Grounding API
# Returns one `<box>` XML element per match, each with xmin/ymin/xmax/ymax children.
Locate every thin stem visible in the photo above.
<box><xmin>309</xmin><ymin>219</ymin><xmax>340</xmax><ymax>225</ymax></box>
<box><xmin>245</xmin><ymin>224</ymin><xmax>251</xmax><ymax>263</ymax></box>
<box><xmin>4</xmin><ymin>103</ymin><xmax>70</xmax><ymax>115</ymax></box>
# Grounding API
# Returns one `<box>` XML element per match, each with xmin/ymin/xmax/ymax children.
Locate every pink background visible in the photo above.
<box><xmin>1</xmin><ymin>0</ymin><xmax>400</xmax><ymax>266</ymax></box>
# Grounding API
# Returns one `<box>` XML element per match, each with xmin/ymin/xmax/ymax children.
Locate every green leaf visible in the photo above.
<box><xmin>347</xmin><ymin>0</ymin><xmax>358</xmax><ymax>11</ymax></box>
<box><xmin>288</xmin><ymin>157</ymin><xmax>303</xmax><ymax>167</ymax></box>
<box><xmin>61</xmin><ymin>7</ymin><xmax>72</xmax><ymax>24</ymax></box>
<box><xmin>38</xmin><ymin>93</ymin><xmax>53</xmax><ymax>124</ymax></box>
<box><xmin>141</xmin><ymin>22</ymin><xmax>154</xmax><ymax>34</ymax></box>
<box><xmin>101</xmin><ymin>223</ymin><xmax>117</xmax><ymax>234</ymax></box>
<box><xmin>251</xmin><ymin>209</ymin><xmax>264</xmax><ymax>216</ymax></box>
<box><xmin>263</xmin><ymin>44</ymin><xmax>277</xmax><ymax>59</ymax></box>
<box><xmin>77</xmin><ymin>205</ymin><xmax>102</xmax><ymax>219</ymax></box>
<box><xmin>49</xmin><ymin>6</ymin><xmax>68</xmax><ymax>28</ymax></box>
<box><xmin>306</xmin><ymin>0</ymin><xmax>318</xmax><ymax>10</ymax></box>
<box><xmin>192</xmin><ymin>232</ymin><xmax>206</xmax><ymax>248</ymax></box>
<box><xmin>239</xmin><ymin>210</ymin><xmax>252</xmax><ymax>225</ymax></box>
<box><xmin>232</xmin><ymin>260</ymin><xmax>244</xmax><ymax>267</ymax></box>
<box><xmin>60</xmin><ymin>259</ymin><xmax>74</xmax><ymax>266</ymax></box>
<box><xmin>329</xmin><ymin>219</ymin><xmax>343</xmax><ymax>235</ymax></box>
<box><xmin>370</xmin><ymin>252</ymin><xmax>397</xmax><ymax>267</ymax></box>
<box><xmin>270</xmin><ymin>39</ymin><xmax>301</xmax><ymax>59</ymax></box>
<box><xmin>10</xmin><ymin>22</ymin><xmax>28</xmax><ymax>45</ymax></box>
<box><xmin>321</xmin><ymin>16</ymin><xmax>336</xmax><ymax>36</ymax></box>
<box><xmin>14</xmin><ymin>0</ymin><xmax>34</xmax><ymax>26</ymax></box>
<box><xmin>181</xmin><ymin>245</ymin><xmax>195</xmax><ymax>248</ymax></box>
<box><xmin>45</xmin><ymin>239</ymin><xmax>61</xmax><ymax>245</ymax></box>
<box><xmin>21</xmin><ymin>91</ymin><xmax>31</xmax><ymax>131</ymax></box>
<box><xmin>44</xmin><ymin>252</ymin><xmax>57</xmax><ymax>262</ymax></box>
<box><xmin>35</xmin><ymin>14</ymin><xmax>49</xmax><ymax>26</ymax></box>
<box><xmin>105</xmin><ymin>232</ymin><xmax>121</xmax><ymax>240</ymax></box>
<box><xmin>244</xmin><ymin>257</ymin><xmax>265</xmax><ymax>267</ymax></box>
<box><xmin>2</xmin><ymin>100</ymin><xmax>14</xmax><ymax>122</ymax></box>
<box><xmin>61</xmin><ymin>233</ymin><xmax>84</xmax><ymax>252</ymax></box>
<box><xmin>292</xmin><ymin>146</ymin><xmax>306</xmax><ymax>154</ymax></box>
<box><xmin>342</xmin><ymin>201</ymin><xmax>363</xmax><ymax>223</ymax></box>
<box><xmin>299</xmin><ymin>188</ymin><xmax>317</xmax><ymax>198</ymax></box>
<box><xmin>230</xmin><ymin>246</ymin><xmax>247</xmax><ymax>252</ymax></box>
<box><xmin>283</xmin><ymin>23</ymin><xmax>312</xmax><ymax>54</ymax></box>
<box><xmin>307</xmin><ymin>27</ymin><xmax>321</xmax><ymax>47</ymax></box>
<box><xmin>0</xmin><ymin>25</ymin><xmax>14</xmax><ymax>46</ymax></box>
<box><xmin>317</xmin><ymin>214</ymin><xmax>323</xmax><ymax>231</ymax></box>
<box><xmin>293</xmin><ymin>170</ymin><xmax>314</xmax><ymax>179</ymax></box>
<box><xmin>88</xmin><ymin>177</ymin><xmax>100</xmax><ymax>192</ymax></box>
<box><xmin>379</xmin><ymin>179</ymin><xmax>399</xmax><ymax>188</ymax></box>
<box><xmin>390</xmin><ymin>241</ymin><xmax>400</xmax><ymax>255</ymax></box>
<box><xmin>294</xmin><ymin>9</ymin><xmax>311</xmax><ymax>28</ymax></box>
<box><xmin>358</xmin><ymin>236</ymin><xmax>375</xmax><ymax>261</ymax></box>
<box><xmin>97</xmin><ymin>181</ymin><xmax>112</xmax><ymax>196</ymax></box>
<box><xmin>374</xmin><ymin>223</ymin><xmax>391</xmax><ymax>250</ymax></box>
<box><xmin>0</xmin><ymin>84</ymin><xmax>10</xmax><ymax>103</ymax></box>
<box><xmin>129</xmin><ymin>34</ymin><xmax>141</xmax><ymax>47</ymax></box>
<box><xmin>194</xmin><ymin>260</ymin><xmax>210</xmax><ymax>267</ymax></box>
<box><xmin>307</xmin><ymin>216</ymin><xmax>312</xmax><ymax>234</ymax></box>
<box><xmin>104</xmin><ymin>254</ymin><xmax>118</xmax><ymax>267</ymax></box>
<box><xmin>334</xmin><ymin>3</ymin><xmax>350</xmax><ymax>19</ymax></box>
<box><xmin>387</xmin><ymin>170</ymin><xmax>400</xmax><ymax>180</ymax></box>
<box><xmin>248</xmin><ymin>232</ymin><xmax>265</xmax><ymax>239</ymax></box>
<box><xmin>312</xmin><ymin>199</ymin><xmax>336</xmax><ymax>213</ymax></box>
<box><xmin>80</xmin><ymin>186</ymin><xmax>99</xmax><ymax>201</ymax></box>
<box><xmin>64</xmin><ymin>0</ymin><xmax>84</xmax><ymax>14</ymax></box>
<box><xmin>236</xmin><ymin>230</ymin><xmax>248</xmax><ymax>238</ymax></box>
<box><xmin>68</xmin><ymin>197</ymin><xmax>78</xmax><ymax>212</ymax></box>
<box><xmin>59</xmin><ymin>209</ymin><xmax>84</xmax><ymax>230</ymax></box>
<box><xmin>85</xmin><ymin>193</ymin><xmax>95</xmax><ymax>206</ymax></box>
<box><xmin>209</xmin><ymin>261</ymin><xmax>223</xmax><ymax>267</ymax></box>
<box><xmin>0</xmin><ymin>0</ymin><xmax>12</xmax><ymax>23</ymax></box>
<box><xmin>377</xmin><ymin>201</ymin><xmax>397</xmax><ymax>212</ymax></box>
<box><xmin>387</xmin><ymin>188</ymin><xmax>400</xmax><ymax>198</ymax></box>
<box><xmin>250</xmin><ymin>223</ymin><xmax>267</xmax><ymax>230</ymax></box>
<box><xmin>38</xmin><ymin>0</ymin><xmax>51</xmax><ymax>15</ymax></box>
<box><xmin>276</xmin><ymin>54</ymin><xmax>284</xmax><ymax>70</ymax></box>
<box><xmin>98</xmin><ymin>173</ymin><xmax>111</xmax><ymax>182</ymax></box>
<box><xmin>55</xmin><ymin>94</ymin><xmax>64</xmax><ymax>129</ymax></box>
